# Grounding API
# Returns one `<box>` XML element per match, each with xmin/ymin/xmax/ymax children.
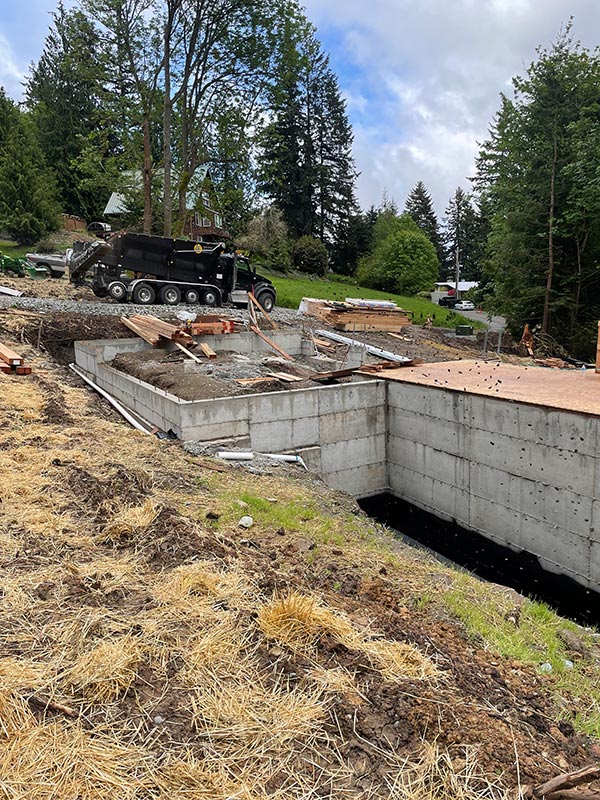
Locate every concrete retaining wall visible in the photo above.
<box><xmin>387</xmin><ymin>381</ymin><xmax>600</xmax><ymax>592</ymax></box>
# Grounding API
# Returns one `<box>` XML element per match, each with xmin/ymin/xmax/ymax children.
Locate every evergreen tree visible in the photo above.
<box><xmin>475</xmin><ymin>25</ymin><xmax>600</xmax><ymax>353</ymax></box>
<box><xmin>25</xmin><ymin>3</ymin><xmax>104</xmax><ymax>218</ymax></box>
<box><xmin>0</xmin><ymin>106</ymin><xmax>60</xmax><ymax>244</ymax></box>
<box><xmin>404</xmin><ymin>181</ymin><xmax>443</xmax><ymax>264</ymax></box>
<box><xmin>442</xmin><ymin>187</ymin><xmax>484</xmax><ymax>281</ymax></box>
<box><xmin>258</xmin><ymin>5</ymin><xmax>356</xmax><ymax>246</ymax></box>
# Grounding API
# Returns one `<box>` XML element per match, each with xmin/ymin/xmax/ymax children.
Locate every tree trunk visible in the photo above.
<box><xmin>142</xmin><ymin>115</ymin><xmax>152</xmax><ymax>234</ymax></box>
<box><xmin>163</xmin><ymin>24</ymin><xmax>172</xmax><ymax>237</ymax></box>
<box><xmin>542</xmin><ymin>133</ymin><xmax>558</xmax><ymax>334</ymax></box>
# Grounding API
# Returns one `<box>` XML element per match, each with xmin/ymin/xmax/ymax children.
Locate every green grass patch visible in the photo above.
<box><xmin>0</xmin><ymin>239</ymin><xmax>29</xmax><ymax>258</ymax></box>
<box><xmin>236</xmin><ymin>491</ymin><xmax>318</xmax><ymax>530</ymax></box>
<box><xmin>444</xmin><ymin>575</ymin><xmax>600</xmax><ymax>736</ymax></box>
<box><xmin>264</xmin><ymin>269</ymin><xmax>484</xmax><ymax>329</ymax></box>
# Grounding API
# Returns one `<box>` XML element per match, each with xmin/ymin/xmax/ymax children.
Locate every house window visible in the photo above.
<box><xmin>202</xmin><ymin>192</ymin><xmax>210</xmax><ymax>205</ymax></box>
<box><xmin>194</xmin><ymin>211</ymin><xmax>201</xmax><ymax>226</ymax></box>
<box><xmin>202</xmin><ymin>217</ymin><xmax>211</xmax><ymax>228</ymax></box>
<box><xmin>214</xmin><ymin>213</ymin><xmax>222</xmax><ymax>229</ymax></box>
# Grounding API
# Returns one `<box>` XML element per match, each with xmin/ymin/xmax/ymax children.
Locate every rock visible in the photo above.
<box><xmin>557</xmin><ymin>628</ymin><xmax>589</xmax><ymax>656</ymax></box>
<box><xmin>540</xmin><ymin>662</ymin><xmax>553</xmax><ymax>673</ymax></box>
<box><xmin>153</xmin><ymin>715</ymin><xmax>165</xmax><ymax>725</ymax></box>
<box><xmin>238</xmin><ymin>515</ymin><xmax>254</xmax><ymax>529</ymax></box>
<box><xmin>563</xmin><ymin>659</ymin><xmax>574</xmax><ymax>670</ymax></box>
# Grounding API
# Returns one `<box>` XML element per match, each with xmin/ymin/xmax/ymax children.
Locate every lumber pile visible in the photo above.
<box><xmin>122</xmin><ymin>314</ymin><xmax>196</xmax><ymax>348</ymax></box>
<box><xmin>186</xmin><ymin>315</ymin><xmax>241</xmax><ymax>335</ymax></box>
<box><xmin>299</xmin><ymin>297</ymin><xmax>412</xmax><ymax>332</ymax></box>
<box><xmin>0</xmin><ymin>341</ymin><xmax>32</xmax><ymax>375</ymax></box>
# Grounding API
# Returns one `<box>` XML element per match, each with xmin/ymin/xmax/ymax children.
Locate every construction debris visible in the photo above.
<box><xmin>0</xmin><ymin>284</ymin><xmax>23</xmax><ymax>297</ymax></box>
<box><xmin>299</xmin><ymin>297</ymin><xmax>412</xmax><ymax>331</ymax></box>
<box><xmin>315</xmin><ymin>329</ymin><xmax>411</xmax><ymax>363</ymax></box>
<box><xmin>121</xmin><ymin>314</ymin><xmax>196</xmax><ymax>348</ymax></box>
<box><xmin>0</xmin><ymin>340</ymin><xmax>32</xmax><ymax>375</ymax></box>
<box><xmin>248</xmin><ymin>291</ymin><xmax>278</xmax><ymax>330</ymax></box>
<box><xmin>250</xmin><ymin>325</ymin><xmax>294</xmax><ymax>360</ymax></box>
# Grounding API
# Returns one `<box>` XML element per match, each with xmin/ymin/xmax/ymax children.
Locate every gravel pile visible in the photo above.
<box><xmin>0</xmin><ymin>295</ymin><xmax>303</xmax><ymax>325</ymax></box>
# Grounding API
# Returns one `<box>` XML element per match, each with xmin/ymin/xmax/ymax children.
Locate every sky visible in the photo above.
<box><xmin>2</xmin><ymin>0</ymin><xmax>600</xmax><ymax>214</ymax></box>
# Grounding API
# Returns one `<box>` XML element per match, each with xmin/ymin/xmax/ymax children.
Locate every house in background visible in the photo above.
<box><xmin>103</xmin><ymin>165</ymin><xmax>229</xmax><ymax>241</ymax></box>
<box><xmin>431</xmin><ymin>280</ymin><xmax>479</xmax><ymax>305</ymax></box>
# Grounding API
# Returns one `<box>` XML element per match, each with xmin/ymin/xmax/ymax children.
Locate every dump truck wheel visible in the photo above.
<box><xmin>132</xmin><ymin>283</ymin><xmax>156</xmax><ymax>305</ymax></box>
<box><xmin>160</xmin><ymin>285</ymin><xmax>181</xmax><ymax>305</ymax></box>
<box><xmin>256</xmin><ymin>292</ymin><xmax>275</xmax><ymax>313</ymax></box>
<box><xmin>184</xmin><ymin>289</ymin><xmax>200</xmax><ymax>304</ymax></box>
<box><xmin>203</xmin><ymin>289</ymin><xmax>218</xmax><ymax>307</ymax></box>
<box><xmin>108</xmin><ymin>281</ymin><xmax>127</xmax><ymax>302</ymax></box>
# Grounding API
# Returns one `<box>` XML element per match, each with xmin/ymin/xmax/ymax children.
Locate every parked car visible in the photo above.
<box><xmin>454</xmin><ymin>300</ymin><xmax>475</xmax><ymax>311</ymax></box>
<box><xmin>25</xmin><ymin>252</ymin><xmax>66</xmax><ymax>278</ymax></box>
<box><xmin>438</xmin><ymin>295</ymin><xmax>458</xmax><ymax>307</ymax></box>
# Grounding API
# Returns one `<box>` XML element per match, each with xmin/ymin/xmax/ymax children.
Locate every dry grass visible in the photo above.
<box><xmin>60</xmin><ymin>635</ymin><xmax>144</xmax><ymax>704</ymax></box>
<box><xmin>258</xmin><ymin>590</ymin><xmax>437</xmax><ymax>682</ymax></box>
<box><xmin>191</xmin><ymin>675</ymin><xmax>327</xmax><ymax>758</ymax></box>
<box><xmin>387</xmin><ymin>741</ymin><xmax>511</xmax><ymax>800</ymax></box>
<box><xmin>102</xmin><ymin>497</ymin><xmax>162</xmax><ymax>541</ymax></box>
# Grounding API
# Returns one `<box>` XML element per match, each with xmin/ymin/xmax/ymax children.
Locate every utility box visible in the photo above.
<box><xmin>455</xmin><ymin>325</ymin><xmax>474</xmax><ymax>336</ymax></box>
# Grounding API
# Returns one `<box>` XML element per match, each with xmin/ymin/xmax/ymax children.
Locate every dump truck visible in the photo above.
<box><xmin>68</xmin><ymin>231</ymin><xmax>277</xmax><ymax>311</ymax></box>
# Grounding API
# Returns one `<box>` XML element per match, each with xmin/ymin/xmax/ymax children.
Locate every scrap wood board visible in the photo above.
<box><xmin>249</xmin><ymin>325</ymin><xmax>293</xmax><ymax>361</ymax></box>
<box><xmin>122</xmin><ymin>315</ymin><xmax>195</xmax><ymax>347</ymax></box>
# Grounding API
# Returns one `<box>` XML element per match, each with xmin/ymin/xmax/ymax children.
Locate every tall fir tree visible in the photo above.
<box><xmin>0</xmin><ymin>101</ymin><xmax>60</xmax><ymax>244</ymax></box>
<box><xmin>404</xmin><ymin>181</ymin><xmax>443</xmax><ymax>265</ymax></box>
<box><xmin>442</xmin><ymin>187</ymin><xmax>485</xmax><ymax>281</ymax></box>
<box><xmin>258</xmin><ymin>4</ymin><xmax>356</xmax><ymax>248</ymax></box>
<box><xmin>25</xmin><ymin>3</ymin><xmax>104</xmax><ymax>218</ymax></box>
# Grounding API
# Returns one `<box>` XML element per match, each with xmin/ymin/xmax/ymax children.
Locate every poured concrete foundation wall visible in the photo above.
<box><xmin>75</xmin><ymin>336</ymin><xmax>600</xmax><ymax>591</ymax></box>
<box><xmin>386</xmin><ymin>382</ymin><xmax>600</xmax><ymax>592</ymax></box>
<box><xmin>75</xmin><ymin>336</ymin><xmax>386</xmax><ymax>497</ymax></box>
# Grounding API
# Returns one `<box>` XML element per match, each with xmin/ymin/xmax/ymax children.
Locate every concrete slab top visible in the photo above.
<box><xmin>369</xmin><ymin>359</ymin><xmax>600</xmax><ymax>417</ymax></box>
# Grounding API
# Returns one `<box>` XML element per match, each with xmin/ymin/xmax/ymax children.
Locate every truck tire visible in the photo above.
<box><xmin>159</xmin><ymin>285</ymin><xmax>181</xmax><ymax>305</ymax></box>
<box><xmin>203</xmin><ymin>289</ymin><xmax>218</xmax><ymax>307</ymax></box>
<box><xmin>256</xmin><ymin>291</ymin><xmax>275</xmax><ymax>313</ymax></box>
<box><xmin>132</xmin><ymin>283</ymin><xmax>156</xmax><ymax>305</ymax></box>
<box><xmin>92</xmin><ymin>286</ymin><xmax>109</xmax><ymax>298</ymax></box>
<box><xmin>184</xmin><ymin>288</ymin><xmax>200</xmax><ymax>304</ymax></box>
<box><xmin>108</xmin><ymin>281</ymin><xmax>127</xmax><ymax>302</ymax></box>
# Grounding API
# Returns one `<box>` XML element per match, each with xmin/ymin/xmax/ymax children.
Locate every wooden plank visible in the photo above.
<box><xmin>313</xmin><ymin>337</ymin><xmax>335</xmax><ymax>349</ymax></box>
<box><xmin>198</xmin><ymin>342</ymin><xmax>217</xmax><ymax>360</ymax></box>
<box><xmin>175</xmin><ymin>342</ymin><xmax>203</xmax><ymax>363</ymax></box>
<box><xmin>189</xmin><ymin>322</ymin><xmax>235</xmax><ymax>335</ymax></box>
<box><xmin>0</xmin><ymin>364</ymin><xmax>12</xmax><ymax>374</ymax></box>
<box><xmin>15</xmin><ymin>365</ymin><xmax>33</xmax><ymax>375</ymax></box>
<box><xmin>0</xmin><ymin>341</ymin><xmax>24</xmax><ymax>366</ymax></box>
<box><xmin>248</xmin><ymin>292</ymin><xmax>277</xmax><ymax>330</ymax></box>
<box><xmin>312</xmin><ymin>367</ymin><xmax>356</xmax><ymax>383</ymax></box>
<box><xmin>121</xmin><ymin>316</ymin><xmax>160</xmax><ymax>346</ymax></box>
<box><xmin>235</xmin><ymin>377</ymin><xmax>273</xmax><ymax>386</ymax></box>
<box><xmin>249</xmin><ymin>325</ymin><xmax>293</xmax><ymax>361</ymax></box>
<box><xmin>265</xmin><ymin>371</ymin><xmax>303</xmax><ymax>383</ymax></box>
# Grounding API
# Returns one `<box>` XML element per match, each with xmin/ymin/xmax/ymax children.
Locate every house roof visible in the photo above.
<box><xmin>435</xmin><ymin>281</ymin><xmax>479</xmax><ymax>292</ymax></box>
<box><xmin>103</xmin><ymin>167</ymin><xmax>212</xmax><ymax>217</ymax></box>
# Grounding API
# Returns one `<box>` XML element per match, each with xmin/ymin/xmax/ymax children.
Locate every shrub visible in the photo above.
<box><xmin>292</xmin><ymin>236</ymin><xmax>328</xmax><ymax>276</ymax></box>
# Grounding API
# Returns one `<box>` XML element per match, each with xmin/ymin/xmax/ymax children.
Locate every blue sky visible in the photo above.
<box><xmin>3</xmin><ymin>0</ymin><xmax>600</xmax><ymax>214</ymax></box>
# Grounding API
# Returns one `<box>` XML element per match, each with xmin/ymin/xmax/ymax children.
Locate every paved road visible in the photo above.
<box><xmin>459</xmin><ymin>309</ymin><xmax>506</xmax><ymax>332</ymax></box>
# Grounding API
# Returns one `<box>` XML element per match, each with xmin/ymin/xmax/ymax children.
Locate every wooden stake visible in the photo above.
<box><xmin>175</xmin><ymin>342</ymin><xmax>203</xmax><ymax>363</ymax></box>
<box><xmin>248</xmin><ymin>292</ymin><xmax>277</xmax><ymax>329</ymax></box>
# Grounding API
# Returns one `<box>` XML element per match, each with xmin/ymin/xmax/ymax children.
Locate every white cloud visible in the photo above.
<box><xmin>0</xmin><ymin>31</ymin><xmax>24</xmax><ymax>98</ymax></box>
<box><xmin>303</xmin><ymin>0</ymin><xmax>600</xmax><ymax>213</ymax></box>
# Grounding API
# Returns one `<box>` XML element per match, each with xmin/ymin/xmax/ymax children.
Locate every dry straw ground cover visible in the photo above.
<box><xmin>0</xmin><ymin>358</ymin><xmax>598</xmax><ymax>798</ymax></box>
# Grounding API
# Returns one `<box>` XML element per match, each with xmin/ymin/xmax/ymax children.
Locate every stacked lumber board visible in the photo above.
<box><xmin>186</xmin><ymin>315</ymin><xmax>242</xmax><ymax>335</ymax></box>
<box><xmin>122</xmin><ymin>315</ymin><xmax>196</xmax><ymax>348</ymax></box>
<box><xmin>299</xmin><ymin>297</ymin><xmax>412</xmax><ymax>332</ymax></box>
<box><xmin>0</xmin><ymin>341</ymin><xmax>32</xmax><ymax>375</ymax></box>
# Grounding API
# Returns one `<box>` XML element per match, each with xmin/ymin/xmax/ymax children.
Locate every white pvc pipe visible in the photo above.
<box><xmin>69</xmin><ymin>363</ymin><xmax>151</xmax><ymax>434</ymax></box>
<box><xmin>217</xmin><ymin>451</ymin><xmax>254</xmax><ymax>460</ymax></box>
<box><xmin>314</xmin><ymin>329</ymin><xmax>410</xmax><ymax>363</ymax></box>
